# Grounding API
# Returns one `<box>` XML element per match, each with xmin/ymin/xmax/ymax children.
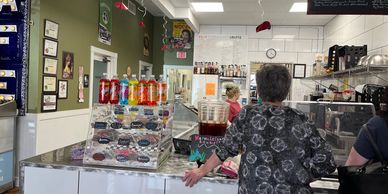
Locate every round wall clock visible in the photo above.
<box><xmin>266</xmin><ymin>48</ymin><xmax>277</xmax><ymax>59</ymax></box>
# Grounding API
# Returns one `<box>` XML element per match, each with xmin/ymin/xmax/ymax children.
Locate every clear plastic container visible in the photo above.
<box><xmin>198</xmin><ymin>99</ymin><xmax>229</xmax><ymax>136</ymax></box>
<box><xmin>128</xmin><ymin>74</ymin><xmax>139</xmax><ymax>105</ymax></box>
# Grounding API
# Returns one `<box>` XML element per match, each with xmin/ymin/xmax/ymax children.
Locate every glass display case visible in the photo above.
<box><xmin>284</xmin><ymin>101</ymin><xmax>375</xmax><ymax>165</ymax></box>
<box><xmin>83</xmin><ymin>104</ymin><xmax>173</xmax><ymax>170</ymax></box>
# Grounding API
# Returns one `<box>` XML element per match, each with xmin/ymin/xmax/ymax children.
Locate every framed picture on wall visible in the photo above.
<box><xmin>42</xmin><ymin>75</ymin><xmax>57</xmax><ymax>92</ymax></box>
<box><xmin>58</xmin><ymin>80</ymin><xmax>68</xmax><ymax>99</ymax></box>
<box><xmin>43</xmin><ymin>39</ymin><xmax>58</xmax><ymax>57</ymax></box>
<box><xmin>293</xmin><ymin>64</ymin><xmax>306</xmax><ymax>79</ymax></box>
<box><xmin>41</xmin><ymin>94</ymin><xmax>57</xmax><ymax>112</ymax></box>
<box><xmin>44</xmin><ymin>19</ymin><xmax>59</xmax><ymax>40</ymax></box>
<box><xmin>62</xmin><ymin>51</ymin><xmax>74</xmax><ymax>79</ymax></box>
<box><xmin>43</xmin><ymin>57</ymin><xmax>58</xmax><ymax>75</ymax></box>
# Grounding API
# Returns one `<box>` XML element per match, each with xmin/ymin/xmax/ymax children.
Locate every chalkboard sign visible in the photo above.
<box><xmin>307</xmin><ymin>0</ymin><xmax>388</xmax><ymax>15</ymax></box>
<box><xmin>189</xmin><ymin>134</ymin><xmax>224</xmax><ymax>163</ymax></box>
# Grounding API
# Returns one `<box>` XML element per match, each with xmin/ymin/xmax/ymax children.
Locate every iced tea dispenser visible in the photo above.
<box><xmin>198</xmin><ymin>100</ymin><xmax>229</xmax><ymax>136</ymax></box>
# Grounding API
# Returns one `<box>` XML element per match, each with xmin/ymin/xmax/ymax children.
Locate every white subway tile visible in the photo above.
<box><xmin>274</xmin><ymin>52</ymin><xmax>298</xmax><ymax>63</ymax></box>
<box><xmin>365</xmin><ymin>16</ymin><xmax>384</xmax><ymax>32</ymax></box>
<box><xmin>200</xmin><ymin>25</ymin><xmax>221</xmax><ymax>34</ymax></box>
<box><xmin>318</xmin><ymin>40</ymin><xmax>324</xmax><ymax>53</ymax></box>
<box><xmin>221</xmin><ymin>25</ymin><xmax>247</xmax><ymax>35</ymax></box>
<box><xmin>247</xmin><ymin>26</ymin><xmax>272</xmax><ymax>39</ymax></box>
<box><xmin>368</xmin><ymin>49</ymin><xmax>382</xmax><ymax>55</ymax></box>
<box><xmin>259</xmin><ymin>39</ymin><xmax>285</xmax><ymax>52</ymax></box>
<box><xmin>248</xmin><ymin>39</ymin><xmax>259</xmax><ymax>52</ymax></box>
<box><xmin>299</xmin><ymin>27</ymin><xmax>319</xmax><ymax>39</ymax></box>
<box><xmin>372</xmin><ymin>22</ymin><xmax>388</xmax><ymax>50</ymax></box>
<box><xmin>382</xmin><ymin>45</ymin><xmax>388</xmax><ymax>55</ymax></box>
<box><xmin>297</xmin><ymin>53</ymin><xmax>316</xmax><ymax>66</ymax></box>
<box><xmin>355</xmin><ymin>31</ymin><xmax>372</xmax><ymax>48</ymax></box>
<box><xmin>312</xmin><ymin>40</ymin><xmax>318</xmax><ymax>52</ymax></box>
<box><xmin>248</xmin><ymin>52</ymin><xmax>267</xmax><ymax>62</ymax></box>
<box><xmin>272</xmin><ymin>26</ymin><xmax>299</xmax><ymax>39</ymax></box>
<box><xmin>318</xmin><ymin>27</ymin><xmax>324</xmax><ymax>39</ymax></box>
<box><xmin>285</xmin><ymin>40</ymin><xmax>312</xmax><ymax>52</ymax></box>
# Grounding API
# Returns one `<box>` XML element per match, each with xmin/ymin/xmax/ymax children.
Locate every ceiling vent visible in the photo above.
<box><xmin>127</xmin><ymin>0</ymin><xmax>136</xmax><ymax>16</ymax></box>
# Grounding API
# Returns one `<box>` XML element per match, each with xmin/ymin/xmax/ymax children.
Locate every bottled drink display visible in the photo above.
<box><xmin>119</xmin><ymin>74</ymin><xmax>129</xmax><ymax>105</ymax></box>
<box><xmin>157</xmin><ymin>75</ymin><xmax>167</xmax><ymax>105</ymax></box>
<box><xmin>138</xmin><ymin>75</ymin><xmax>148</xmax><ymax>105</ymax></box>
<box><xmin>99</xmin><ymin>73</ymin><xmax>111</xmax><ymax>104</ymax></box>
<box><xmin>109</xmin><ymin>75</ymin><xmax>120</xmax><ymax>104</ymax></box>
<box><xmin>128</xmin><ymin>74</ymin><xmax>139</xmax><ymax>105</ymax></box>
<box><xmin>193</xmin><ymin>62</ymin><xmax>247</xmax><ymax>77</ymax></box>
<box><xmin>147</xmin><ymin>75</ymin><xmax>157</xmax><ymax>106</ymax></box>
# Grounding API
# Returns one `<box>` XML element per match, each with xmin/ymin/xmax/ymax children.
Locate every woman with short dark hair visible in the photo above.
<box><xmin>183</xmin><ymin>64</ymin><xmax>336</xmax><ymax>194</ymax></box>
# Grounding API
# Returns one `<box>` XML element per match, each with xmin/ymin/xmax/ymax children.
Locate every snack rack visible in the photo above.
<box><xmin>83</xmin><ymin>104</ymin><xmax>173</xmax><ymax>170</ymax></box>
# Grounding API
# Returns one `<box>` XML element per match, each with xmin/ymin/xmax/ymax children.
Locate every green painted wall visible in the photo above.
<box><xmin>28</xmin><ymin>0</ymin><xmax>162</xmax><ymax>113</ymax></box>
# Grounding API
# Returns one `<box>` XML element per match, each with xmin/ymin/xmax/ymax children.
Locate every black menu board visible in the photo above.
<box><xmin>189</xmin><ymin>135</ymin><xmax>224</xmax><ymax>163</ymax></box>
<box><xmin>307</xmin><ymin>0</ymin><xmax>388</xmax><ymax>15</ymax></box>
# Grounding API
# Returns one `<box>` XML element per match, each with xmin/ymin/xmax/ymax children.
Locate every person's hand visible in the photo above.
<box><xmin>182</xmin><ymin>168</ymin><xmax>206</xmax><ymax>187</ymax></box>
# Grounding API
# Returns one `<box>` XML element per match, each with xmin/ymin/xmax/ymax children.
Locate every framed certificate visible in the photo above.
<box><xmin>42</xmin><ymin>94</ymin><xmax>57</xmax><ymax>112</ymax></box>
<box><xmin>43</xmin><ymin>39</ymin><xmax>58</xmax><ymax>57</ymax></box>
<box><xmin>293</xmin><ymin>64</ymin><xmax>306</xmax><ymax>79</ymax></box>
<box><xmin>42</xmin><ymin>75</ymin><xmax>57</xmax><ymax>92</ymax></box>
<box><xmin>58</xmin><ymin>80</ymin><xmax>68</xmax><ymax>99</ymax></box>
<box><xmin>43</xmin><ymin>57</ymin><xmax>58</xmax><ymax>75</ymax></box>
<box><xmin>44</xmin><ymin>19</ymin><xmax>59</xmax><ymax>40</ymax></box>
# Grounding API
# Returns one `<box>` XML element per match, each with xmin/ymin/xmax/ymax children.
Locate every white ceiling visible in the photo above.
<box><xmin>165</xmin><ymin>0</ymin><xmax>336</xmax><ymax>26</ymax></box>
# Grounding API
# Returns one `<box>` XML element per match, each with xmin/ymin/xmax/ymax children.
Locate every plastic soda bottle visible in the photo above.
<box><xmin>119</xmin><ymin>74</ymin><xmax>129</xmax><ymax>105</ymax></box>
<box><xmin>128</xmin><ymin>74</ymin><xmax>139</xmax><ymax>105</ymax></box>
<box><xmin>109</xmin><ymin>74</ymin><xmax>120</xmax><ymax>104</ymax></box>
<box><xmin>147</xmin><ymin>75</ymin><xmax>157</xmax><ymax>106</ymax></box>
<box><xmin>99</xmin><ymin>73</ymin><xmax>110</xmax><ymax>104</ymax></box>
<box><xmin>157</xmin><ymin>75</ymin><xmax>167</xmax><ymax>105</ymax></box>
<box><xmin>138</xmin><ymin>75</ymin><xmax>148</xmax><ymax>105</ymax></box>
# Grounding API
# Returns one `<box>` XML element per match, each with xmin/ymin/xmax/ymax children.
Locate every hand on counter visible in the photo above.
<box><xmin>183</xmin><ymin>168</ymin><xmax>206</xmax><ymax>187</ymax></box>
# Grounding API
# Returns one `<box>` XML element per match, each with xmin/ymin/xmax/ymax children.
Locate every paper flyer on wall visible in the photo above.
<box><xmin>98</xmin><ymin>0</ymin><xmax>112</xmax><ymax>45</ymax></box>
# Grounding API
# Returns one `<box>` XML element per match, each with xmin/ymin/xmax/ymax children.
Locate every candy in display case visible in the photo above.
<box><xmin>83</xmin><ymin>104</ymin><xmax>173</xmax><ymax>170</ymax></box>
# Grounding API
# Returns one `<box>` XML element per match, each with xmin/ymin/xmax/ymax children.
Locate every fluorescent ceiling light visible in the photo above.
<box><xmin>191</xmin><ymin>2</ymin><xmax>224</xmax><ymax>12</ymax></box>
<box><xmin>289</xmin><ymin>2</ymin><xmax>307</xmax><ymax>12</ymax></box>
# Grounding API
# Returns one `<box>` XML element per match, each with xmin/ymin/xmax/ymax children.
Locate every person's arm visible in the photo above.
<box><xmin>182</xmin><ymin>108</ymin><xmax>247</xmax><ymax>187</ymax></box>
<box><xmin>182</xmin><ymin>153</ymin><xmax>222</xmax><ymax>187</ymax></box>
<box><xmin>345</xmin><ymin>147</ymin><xmax>369</xmax><ymax>166</ymax></box>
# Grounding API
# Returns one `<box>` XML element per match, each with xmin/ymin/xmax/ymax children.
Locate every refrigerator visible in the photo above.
<box><xmin>191</xmin><ymin>74</ymin><xmax>219</xmax><ymax>108</ymax></box>
<box><xmin>0</xmin><ymin>101</ymin><xmax>17</xmax><ymax>193</ymax></box>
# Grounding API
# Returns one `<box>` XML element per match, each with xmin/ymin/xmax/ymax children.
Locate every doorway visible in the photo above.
<box><xmin>89</xmin><ymin>46</ymin><xmax>118</xmax><ymax>108</ymax></box>
<box><xmin>163</xmin><ymin>65</ymin><xmax>193</xmax><ymax>103</ymax></box>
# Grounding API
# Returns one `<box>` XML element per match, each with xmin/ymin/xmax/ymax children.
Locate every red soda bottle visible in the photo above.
<box><xmin>109</xmin><ymin>74</ymin><xmax>119</xmax><ymax>104</ymax></box>
<box><xmin>157</xmin><ymin>75</ymin><xmax>167</xmax><ymax>105</ymax></box>
<box><xmin>147</xmin><ymin>75</ymin><xmax>157</xmax><ymax>106</ymax></box>
<box><xmin>99</xmin><ymin>73</ymin><xmax>110</xmax><ymax>104</ymax></box>
<box><xmin>138</xmin><ymin>75</ymin><xmax>148</xmax><ymax>105</ymax></box>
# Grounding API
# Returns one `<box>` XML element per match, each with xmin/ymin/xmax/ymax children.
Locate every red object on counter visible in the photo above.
<box><xmin>99</xmin><ymin>73</ymin><xmax>110</xmax><ymax>104</ymax></box>
<box><xmin>147</xmin><ymin>75</ymin><xmax>157</xmax><ymax>106</ymax></box>
<box><xmin>256</xmin><ymin>21</ymin><xmax>271</xmax><ymax>33</ymax></box>
<box><xmin>138</xmin><ymin>75</ymin><xmax>148</xmax><ymax>105</ymax></box>
<box><xmin>220</xmin><ymin>160</ymin><xmax>239</xmax><ymax>178</ymax></box>
<box><xmin>109</xmin><ymin>75</ymin><xmax>120</xmax><ymax>104</ymax></box>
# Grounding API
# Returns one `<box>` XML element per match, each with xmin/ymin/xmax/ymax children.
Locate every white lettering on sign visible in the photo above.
<box><xmin>0</xmin><ymin>37</ymin><xmax>9</xmax><ymax>45</ymax></box>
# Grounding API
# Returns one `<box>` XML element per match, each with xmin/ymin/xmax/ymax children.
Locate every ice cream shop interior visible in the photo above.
<box><xmin>1</xmin><ymin>0</ymin><xmax>388</xmax><ymax>194</ymax></box>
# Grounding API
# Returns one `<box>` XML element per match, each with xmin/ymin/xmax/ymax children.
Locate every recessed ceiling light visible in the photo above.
<box><xmin>289</xmin><ymin>2</ymin><xmax>307</xmax><ymax>12</ymax></box>
<box><xmin>191</xmin><ymin>2</ymin><xmax>224</xmax><ymax>12</ymax></box>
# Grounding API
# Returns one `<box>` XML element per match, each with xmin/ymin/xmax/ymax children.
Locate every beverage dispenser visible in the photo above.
<box><xmin>198</xmin><ymin>99</ymin><xmax>229</xmax><ymax>136</ymax></box>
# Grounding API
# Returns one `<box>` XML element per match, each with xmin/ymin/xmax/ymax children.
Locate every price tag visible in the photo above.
<box><xmin>0</xmin><ymin>37</ymin><xmax>9</xmax><ymax>45</ymax></box>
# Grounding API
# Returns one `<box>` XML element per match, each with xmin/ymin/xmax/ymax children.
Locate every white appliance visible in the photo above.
<box><xmin>191</xmin><ymin>74</ymin><xmax>219</xmax><ymax>108</ymax></box>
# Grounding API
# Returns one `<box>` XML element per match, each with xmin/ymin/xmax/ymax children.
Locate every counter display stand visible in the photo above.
<box><xmin>83</xmin><ymin>104</ymin><xmax>173</xmax><ymax>170</ymax></box>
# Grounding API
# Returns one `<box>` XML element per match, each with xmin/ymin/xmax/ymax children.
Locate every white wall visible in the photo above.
<box><xmin>199</xmin><ymin>25</ymin><xmax>324</xmax><ymax>100</ymax></box>
<box><xmin>324</xmin><ymin>15</ymin><xmax>388</xmax><ymax>55</ymax></box>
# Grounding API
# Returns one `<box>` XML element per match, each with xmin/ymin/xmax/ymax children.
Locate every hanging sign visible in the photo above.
<box><xmin>99</xmin><ymin>0</ymin><xmax>113</xmax><ymax>45</ymax></box>
<box><xmin>307</xmin><ymin>0</ymin><xmax>388</xmax><ymax>15</ymax></box>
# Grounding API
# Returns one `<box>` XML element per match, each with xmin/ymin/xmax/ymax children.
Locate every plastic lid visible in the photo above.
<box><xmin>131</xmin><ymin>74</ymin><xmax>137</xmax><ymax>77</ymax></box>
<box><xmin>141</xmin><ymin>75</ymin><xmax>146</xmax><ymax>78</ymax></box>
<box><xmin>123</xmin><ymin>74</ymin><xmax>128</xmax><ymax>77</ymax></box>
<box><xmin>150</xmin><ymin>75</ymin><xmax>155</xmax><ymax>78</ymax></box>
